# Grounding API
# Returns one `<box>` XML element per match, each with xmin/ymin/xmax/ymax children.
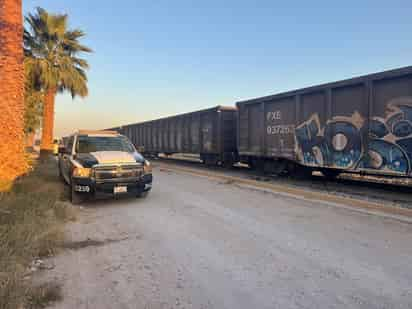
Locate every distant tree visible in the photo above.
<box><xmin>0</xmin><ymin>0</ymin><xmax>28</xmax><ymax>188</ymax></box>
<box><xmin>23</xmin><ymin>56</ymin><xmax>43</xmax><ymax>147</ymax></box>
<box><xmin>24</xmin><ymin>85</ymin><xmax>43</xmax><ymax>147</ymax></box>
<box><xmin>24</xmin><ymin>7</ymin><xmax>92</xmax><ymax>155</ymax></box>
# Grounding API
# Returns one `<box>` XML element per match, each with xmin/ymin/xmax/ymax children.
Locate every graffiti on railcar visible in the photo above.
<box><xmin>360</xmin><ymin>97</ymin><xmax>412</xmax><ymax>173</ymax></box>
<box><xmin>295</xmin><ymin>97</ymin><xmax>412</xmax><ymax>174</ymax></box>
<box><xmin>295</xmin><ymin>112</ymin><xmax>364</xmax><ymax>169</ymax></box>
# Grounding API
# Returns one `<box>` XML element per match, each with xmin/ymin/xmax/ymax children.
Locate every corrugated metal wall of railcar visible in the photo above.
<box><xmin>363</xmin><ymin>73</ymin><xmax>412</xmax><ymax>176</ymax></box>
<box><xmin>220</xmin><ymin>109</ymin><xmax>238</xmax><ymax>154</ymax></box>
<box><xmin>182</xmin><ymin>115</ymin><xmax>191</xmax><ymax>153</ymax></box>
<box><xmin>238</xmin><ymin>97</ymin><xmax>297</xmax><ymax>159</ymax></box>
<box><xmin>238</xmin><ymin>103</ymin><xmax>262</xmax><ymax>156</ymax></box>
<box><xmin>152</xmin><ymin>121</ymin><xmax>158</xmax><ymax>151</ymax></box>
<box><xmin>295</xmin><ymin>86</ymin><xmax>367</xmax><ymax>170</ymax></box>
<box><xmin>190</xmin><ymin>113</ymin><xmax>201</xmax><ymax>153</ymax></box>
<box><xmin>200</xmin><ymin>110</ymin><xmax>218</xmax><ymax>154</ymax></box>
<box><xmin>168</xmin><ymin>118</ymin><xmax>176</xmax><ymax>152</ymax></box>
<box><xmin>143</xmin><ymin>108</ymin><xmax>222</xmax><ymax>155</ymax></box>
<box><xmin>146</xmin><ymin>123</ymin><xmax>153</xmax><ymax>152</ymax></box>
<box><xmin>173</xmin><ymin>117</ymin><xmax>181</xmax><ymax>152</ymax></box>
<box><xmin>156</xmin><ymin>120</ymin><xmax>162</xmax><ymax>151</ymax></box>
<box><xmin>238</xmin><ymin>68</ymin><xmax>412</xmax><ymax>176</ymax></box>
<box><xmin>122</xmin><ymin>125</ymin><xmax>132</xmax><ymax>143</ymax></box>
<box><xmin>295</xmin><ymin>74</ymin><xmax>412</xmax><ymax>176</ymax></box>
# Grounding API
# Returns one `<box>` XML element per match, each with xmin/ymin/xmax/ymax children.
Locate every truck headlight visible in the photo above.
<box><xmin>143</xmin><ymin>160</ymin><xmax>152</xmax><ymax>174</ymax></box>
<box><xmin>73</xmin><ymin>167</ymin><xmax>91</xmax><ymax>178</ymax></box>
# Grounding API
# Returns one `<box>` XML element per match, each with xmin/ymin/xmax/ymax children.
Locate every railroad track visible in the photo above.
<box><xmin>153</xmin><ymin>155</ymin><xmax>412</xmax><ymax>210</ymax></box>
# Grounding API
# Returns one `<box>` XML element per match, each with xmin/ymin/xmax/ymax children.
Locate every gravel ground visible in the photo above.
<box><xmin>41</xmin><ymin>166</ymin><xmax>412</xmax><ymax>309</ymax></box>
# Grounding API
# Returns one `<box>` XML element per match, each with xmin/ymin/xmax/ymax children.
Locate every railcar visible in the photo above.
<box><xmin>113</xmin><ymin>106</ymin><xmax>238</xmax><ymax>166</ymax></box>
<box><xmin>236</xmin><ymin>66</ymin><xmax>412</xmax><ymax>177</ymax></box>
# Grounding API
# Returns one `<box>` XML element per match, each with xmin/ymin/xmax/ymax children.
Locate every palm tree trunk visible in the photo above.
<box><xmin>0</xmin><ymin>0</ymin><xmax>27</xmax><ymax>189</ymax></box>
<box><xmin>40</xmin><ymin>88</ymin><xmax>56</xmax><ymax>155</ymax></box>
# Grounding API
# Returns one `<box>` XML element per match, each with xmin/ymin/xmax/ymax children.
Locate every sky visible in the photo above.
<box><xmin>23</xmin><ymin>0</ymin><xmax>412</xmax><ymax>137</ymax></box>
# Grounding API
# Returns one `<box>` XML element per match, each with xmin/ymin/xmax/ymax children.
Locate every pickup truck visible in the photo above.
<box><xmin>58</xmin><ymin>130</ymin><xmax>153</xmax><ymax>204</ymax></box>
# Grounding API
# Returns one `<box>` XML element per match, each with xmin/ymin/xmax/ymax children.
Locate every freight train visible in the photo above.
<box><xmin>111</xmin><ymin>106</ymin><xmax>238</xmax><ymax>166</ymax></box>
<box><xmin>111</xmin><ymin>66</ymin><xmax>412</xmax><ymax>178</ymax></box>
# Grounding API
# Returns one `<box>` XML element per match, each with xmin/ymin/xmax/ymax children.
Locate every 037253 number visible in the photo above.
<box><xmin>266</xmin><ymin>125</ymin><xmax>294</xmax><ymax>135</ymax></box>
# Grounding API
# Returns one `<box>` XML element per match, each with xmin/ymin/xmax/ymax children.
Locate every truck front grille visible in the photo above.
<box><xmin>93</xmin><ymin>164</ymin><xmax>143</xmax><ymax>181</ymax></box>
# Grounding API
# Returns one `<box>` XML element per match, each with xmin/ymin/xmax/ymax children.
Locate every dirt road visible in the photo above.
<box><xmin>43</xmin><ymin>166</ymin><xmax>412</xmax><ymax>309</ymax></box>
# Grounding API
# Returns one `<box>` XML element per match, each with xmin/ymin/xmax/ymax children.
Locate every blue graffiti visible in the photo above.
<box><xmin>359</xmin><ymin>139</ymin><xmax>409</xmax><ymax>173</ymax></box>
<box><xmin>295</xmin><ymin>117</ymin><xmax>328</xmax><ymax>166</ymax></box>
<box><xmin>369</xmin><ymin>119</ymin><xmax>388</xmax><ymax>138</ymax></box>
<box><xmin>295</xmin><ymin>116</ymin><xmax>362</xmax><ymax>169</ymax></box>
<box><xmin>296</xmin><ymin>100</ymin><xmax>412</xmax><ymax>175</ymax></box>
<box><xmin>324</xmin><ymin>121</ymin><xmax>362</xmax><ymax>168</ymax></box>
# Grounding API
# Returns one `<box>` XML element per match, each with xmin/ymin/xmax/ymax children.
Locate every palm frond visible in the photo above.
<box><xmin>24</xmin><ymin>7</ymin><xmax>92</xmax><ymax>98</ymax></box>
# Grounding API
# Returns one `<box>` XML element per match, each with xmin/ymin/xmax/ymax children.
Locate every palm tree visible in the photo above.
<box><xmin>24</xmin><ymin>79</ymin><xmax>43</xmax><ymax>149</ymax></box>
<box><xmin>0</xmin><ymin>0</ymin><xmax>28</xmax><ymax>188</ymax></box>
<box><xmin>24</xmin><ymin>7</ymin><xmax>92</xmax><ymax>154</ymax></box>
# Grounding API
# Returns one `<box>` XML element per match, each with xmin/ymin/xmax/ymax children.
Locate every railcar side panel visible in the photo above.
<box><xmin>365</xmin><ymin>74</ymin><xmax>412</xmax><ymax>176</ymax></box>
<box><xmin>221</xmin><ymin>110</ymin><xmax>237</xmax><ymax>153</ymax></box>
<box><xmin>152</xmin><ymin>122</ymin><xmax>158</xmax><ymax>150</ymax></box>
<box><xmin>200</xmin><ymin>112</ymin><xmax>215</xmax><ymax>153</ymax></box>
<box><xmin>264</xmin><ymin>96</ymin><xmax>296</xmax><ymax>159</ymax></box>
<box><xmin>191</xmin><ymin>113</ymin><xmax>200</xmax><ymax>153</ymax></box>
<box><xmin>176</xmin><ymin>117</ymin><xmax>183</xmax><ymax>152</ymax></box>
<box><xmin>237</xmin><ymin>66</ymin><xmax>412</xmax><ymax>177</ymax></box>
<box><xmin>169</xmin><ymin>118</ymin><xmax>176</xmax><ymax>152</ymax></box>
<box><xmin>110</xmin><ymin>106</ymin><xmax>237</xmax><ymax>164</ymax></box>
<box><xmin>157</xmin><ymin>120</ymin><xmax>162</xmax><ymax>150</ymax></box>
<box><xmin>238</xmin><ymin>105</ymin><xmax>249</xmax><ymax>153</ymax></box>
<box><xmin>163</xmin><ymin>120</ymin><xmax>169</xmax><ymax>152</ymax></box>
<box><xmin>183</xmin><ymin>116</ymin><xmax>190</xmax><ymax>152</ymax></box>
<box><xmin>248</xmin><ymin>104</ymin><xmax>263</xmax><ymax>155</ymax></box>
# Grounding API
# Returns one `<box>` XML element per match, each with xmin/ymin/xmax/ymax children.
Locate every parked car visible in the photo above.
<box><xmin>58</xmin><ymin>130</ymin><xmax>153</xmax><ymax>204</ymax></box>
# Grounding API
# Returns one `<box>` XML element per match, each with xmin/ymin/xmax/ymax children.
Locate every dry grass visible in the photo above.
<box><xmin>26</xmin><ymin>282</ymin><xmax>63</xmax><ymax>309</ymax></box>
<box><xmin>0</xmin><ymin>157</ymin><xmax>75</xmax><ymax>309</ymax></box>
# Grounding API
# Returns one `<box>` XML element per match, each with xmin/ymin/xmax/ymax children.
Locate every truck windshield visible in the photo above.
<box><xmin>76</xmin><ymin>136</ymin><xmax>136</xmax><ymax>153</ymax></box>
